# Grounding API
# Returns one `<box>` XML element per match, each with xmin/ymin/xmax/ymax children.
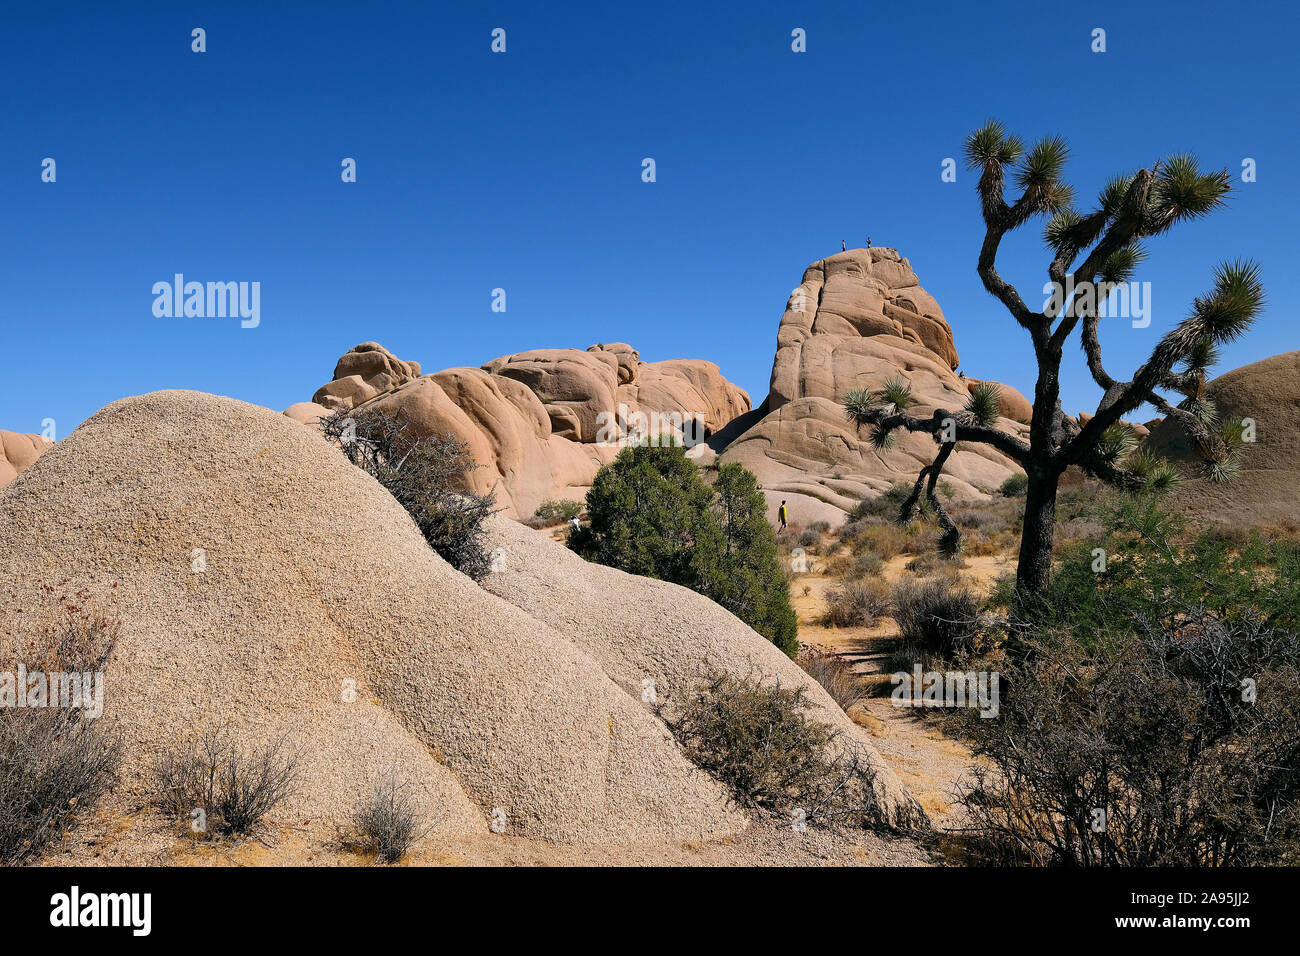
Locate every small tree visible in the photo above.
<box><xmin>845</xmin><ymin>121</ymin><xmax>1264</xmax><ymax>595</ymax></box>
<box><xmin>702</xmin><ymin>463</ymin><xmax>799</xmax><ymax>655</ymax></box>
<box><xmin>571</xmin><ymin>445</ymin><xmax>798</xmax><ymax>655</ymax></box>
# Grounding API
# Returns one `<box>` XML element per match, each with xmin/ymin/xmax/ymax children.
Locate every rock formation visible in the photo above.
<box><xmin>297</xmin><ymin>341</ymin><xmax>750</xmax><ymax>518</ymax></box>
<box><xmin>716</xmin><ymin>248</ymin><xmax>1029</xmax><ymax>524</ymax></box>
<box><xmin>0</xmin><ymin>390</ymin><xmax>924</xmax><ymax>848</ymax></box>
<box><xmin>1145</xmin><ymin>350</ymin><xmax>1300</xmax><ymax>527</ymax></box>
<box><xmin>0</xmin><ymin>430</ymin><xmax>51</xmax><ymax>489</ymax></box>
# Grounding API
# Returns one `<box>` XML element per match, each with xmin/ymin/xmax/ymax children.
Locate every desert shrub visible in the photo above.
<box><xmin>847</xmin><ymin>522</ymin><xmax>907</xmax><ymax>561</ymax></box>
<box><xmin>797</xmin><ymin>648</ymin><xmax>860</xmax><ymax>710</ymax></box>
<box><xmin>797</xmin><ymin>527</ymin><xmax>820</xmax><ymax>548</ymax></box>
<box><xmin>530</xmin><ymin>499</ymin><xmax>583</xmax><ymax>527</ymax></box>
<box><xmin>0</xmin><ymin>712</ymin><xmax>122</xmax><ymax>865</ymax></box>
<box><xmin>852</xmin><ymin>549</ymin><xmax>884</xmax><ymax>575</ymax></box>
<box><xmin>571</xmin><ymin>447</ymin><xmax>797</xmax><ymax>655</ymax></box>
<box><xmin>960</xmin><ymin>497</ymin><xmax>1300</xmax><ymax>866</ymax></box>
<box><xmin>997</xmin><ymin>496</ymin><xmax>1300</xmax><ymax>649</ymax></box>
<box><xmin>0</xmin><ymin>595</ymin><xmax>122</xmax><ymax>865</ymax></box>
<box><xmin>348</xmin><ymin>772</ymin><xmax>423</xmax><ymax>863</ymax></box>
<box><xmin>957</xmin><ymin>612</ymin><xmax>1300</xmax><ymax>866</ymax></box>
<box><xmin>957</xmin><ymin>531</ymin><xmax>1000</xmax><ymax>557</ymax></box>
<box><xmin>904</xmin><ymin>551</ymin><xmax>965</xmax><ymax>574</ymax></box>
<box><xmin>808</xmin><ymin>520</ymin><xmax>831</xmax><ymax>534</ymax></box>
<box><xmin>666</xmin><ymin>670</ymin><xmax>882</xmax><ymax>829</ymax></box>
<box><xmin>154</xmin><ymin>725</ymin><xmax>301</xmax><ymax>838</ymax></box>
<box><xmin>998</xmin><ymin>473</ymin><xmax>1028</xmax><ymax>497</ymax></box>
<box><xmin>851</xmin><ymin>482</ymin><xmax>915</xmax><ymax>521</ymax></box>
<box><xmin>891</xmin><ymin>577</ymin><xmax>981</xmax><ymax>659</ymax></box>
<box><xmin>822</xmin><ymin>578</ymin><xmax>890</xmax><ymax>628</ymax></box>
<box><xmin>323</xmin><ymin>409</ymin><xmax>496</xmax><ymax>580</ymax></box>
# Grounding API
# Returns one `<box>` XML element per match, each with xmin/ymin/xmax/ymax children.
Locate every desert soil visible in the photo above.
<box><xmin>791</xmin><ymin>552</ymin><xmax>1012</xmax><ymax>833</ymax></box>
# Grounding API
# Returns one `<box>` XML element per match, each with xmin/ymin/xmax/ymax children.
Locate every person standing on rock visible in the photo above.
<box><xmin>778</xmin><ymin>500</ymin><xmax>788</xmax><ymax>531</ymax></box>
<box><xmin>841</xmin><ymin>239</ymin><xmax>846</xmax><ymax>252</ymax></box>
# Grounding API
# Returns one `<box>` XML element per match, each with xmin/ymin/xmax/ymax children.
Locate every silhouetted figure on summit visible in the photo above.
<box><xmin>841</xmin><ymin>239</ymin><xmax>846</xmax><ymax>251</ymax></box>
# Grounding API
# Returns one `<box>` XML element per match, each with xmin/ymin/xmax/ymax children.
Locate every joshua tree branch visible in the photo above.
<box><xmin>979</xmin><ymin>230</ymin><xmax>1044</xmax><ymax>338</ymax></box>
<box><xmin>1147</xmin><ymin>393</ymin><xmax>1223</xmax><ymax>461</ymax></box>
<box><xmin>1080</xmin><ymin>311</ymin><xmax>1118</xmax><ymax>391</ymax></box>
<box><xmin>870</xmin><ymin>408</ymin><xmax>1031</xmax><ymax>466</ymax></box>
<box><xmin>900</xmin><ymin>442</ymin><xmax>961</xmax><ymax>552</ymax></box>
<box><xmin>1062</xmin><ymin>314</ymin><xmax>1207</xmax><ymax>466</ymax></box>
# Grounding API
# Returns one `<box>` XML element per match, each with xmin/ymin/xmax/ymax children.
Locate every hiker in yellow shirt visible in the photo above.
<box><xmin>778</xmin><ymin>500</ymin><xmax>788</xmax><ymax>531</ymax></box>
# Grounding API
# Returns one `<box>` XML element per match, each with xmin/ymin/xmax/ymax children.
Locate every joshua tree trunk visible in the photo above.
<box><xmin>1017</xmin><ymin>465</ymin><xmax>1060</xmax><ymax>594</ymax></box>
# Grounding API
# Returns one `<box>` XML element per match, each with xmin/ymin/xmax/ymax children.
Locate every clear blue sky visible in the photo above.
<box><xmin>3</xmin><ymin>0</ymin><xmax>1295</xmax><ymax>438</ymax></box>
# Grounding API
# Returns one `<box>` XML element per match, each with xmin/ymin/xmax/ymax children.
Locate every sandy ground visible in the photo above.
<box><xmin>791</xmin><ymin>551</ymin><xmax>1013</xmax><ymax>834</ymax></box>
<box><xmin>44</xmin><ymin>793</ymin><xmax>931</xmax><ymax>867</ymax></box>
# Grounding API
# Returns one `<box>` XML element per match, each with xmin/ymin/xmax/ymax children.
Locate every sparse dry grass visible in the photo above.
<box><xmin>796</xmin><ymin>647</ymin><xmax>861</xmax><ymax>710</ymax></box>
<box><xmin>821</xmin><ymin>578</ymin><xmax>890</xmax><ymax>628</ymax></box>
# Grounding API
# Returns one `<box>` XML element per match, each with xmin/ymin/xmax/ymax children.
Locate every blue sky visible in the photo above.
<box><xmin>3</xmin><ymin>0</ymin><xmax>1295</xmax><ymax>438</ymax></box>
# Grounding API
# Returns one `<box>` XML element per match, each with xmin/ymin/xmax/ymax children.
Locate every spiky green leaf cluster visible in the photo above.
<box><xmin>843</xmin><ymin>388</ymin><xmax>876</xmax><ymax>429</ymax></box>
<box><xmin>1098</xmin><ymin>244</ymin><xmax>1147</xmax><ymax>285</ymax></box>
<box><xmin>1190</xmin><ymin>259</ymin><xmax>1265</xmax><ymax>344</ymax></box>
<box><xmin>963</xmin><ymin>381</ymin><xmax>1002</xmax><ymax>428</ymax></box>
<box><xmin>1097</xmin><ymin>173</ymin><xmax>1136</xmax><ymax>217</ymax></box>
<box><xmin>869</xmin><ymin>426</ymin><xmax>896</xmax><ymax>451</ymax></box>
<box><xmin>1125</xmin><ymin>450</ymin><xmax>1183</xmax><ymax>494</ymax></box>
<box><xmin>1180</xmin><ymin>339</ymin><xmax>1221</xmax><ymax>374</ymax></box>
<box><xmin>1096</xmin><ymin>424</ymin><xmax>1139</xmax><ymax>466</ymax></box>
<box><xmin>1147</xmin><ymin>154</ymin><xmax>1231</xmax><ymax>233</ymax></box>
<box><xmin>1013</xmin><ymin>137</ymin><xmax>1074</xmax><ymax>215</ymax></box>
<box><xmin>1202</xmin><ymin>416</ymin><xmax>1248</xmax><ymax>482</ymax></box>
<box><xmin>964</xmin><ymin>119</ymin><xmax>1022</xmax><ymax>170</ymax></box>
<box><xmin>1203</xmin><ymin>456</ymin><xmax>1240</xmax><ymax>484</ymax></box>
<box><xmin>879</xmin><ymin>377</ymin><xmax>915</xmax><ymax>414</ymax></box>
<box><xmin>1181</xmin><ymin>396</ymin><xmax>1219</xmax><ymax>428</ymax></box>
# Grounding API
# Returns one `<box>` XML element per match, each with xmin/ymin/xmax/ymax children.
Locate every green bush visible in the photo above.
<box><xmin>996</xmin><ymin>495</ymin><xmax>1300</xmax><ymax>649</ymax></box>
<box><xmin>570</xmin><ymin>446</ymin><xmax>797</xmax><ymax>655</ymax></box>
<box><xmin>998</xmin><ymin>473</ymin><xmax>1029</xmax><ymax>497</ymax></box>
<box><xmin>532</xmin><ymin>499</ymin><xmax>583</xmax><ymax>526</ymax></box>
<box><xmin>852</xmin><ymin>550</ymin><xmax>884</xmax><ymax>575</ymax></box>
<box><xmin>851</xmin><ymin>482</ymin><xmax>917</xmax><ymax>521</ymax></box>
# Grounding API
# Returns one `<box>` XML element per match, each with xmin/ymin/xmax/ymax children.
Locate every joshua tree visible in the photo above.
<box><xmin>845</xmin><ymin>121</ymin><xmax>1264</xmax><ymax>595</ymax></box>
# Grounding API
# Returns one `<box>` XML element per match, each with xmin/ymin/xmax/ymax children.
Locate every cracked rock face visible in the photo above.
<box><xmin>718</xmin><ymin>248</ymin><xmax>1030</xmax><ymax>524</ymax></box>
